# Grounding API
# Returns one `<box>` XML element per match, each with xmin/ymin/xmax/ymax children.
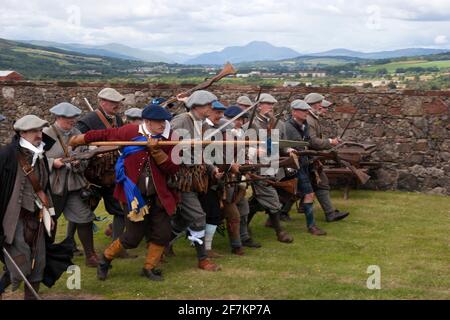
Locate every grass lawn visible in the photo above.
<box><xmin>3</xmin><ymin>190</ymin><xmax>449</xmax><ymax>300</ymax></box>
<box><xmin>361</xmin><ymin>60</ymin><xmax>450</xmax><ymax>73</ymax></box>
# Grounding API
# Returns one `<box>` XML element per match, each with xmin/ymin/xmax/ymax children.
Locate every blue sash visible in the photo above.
<box><xmin>115</xmin><ymin>135</ymin><xmax>149</xmax><ymax>221</ymax></box>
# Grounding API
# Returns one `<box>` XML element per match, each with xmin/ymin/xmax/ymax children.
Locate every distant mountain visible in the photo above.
<box><xmin>18</xmin><ymin>40</ymin><xmax>196</xmax><ymax>64</ymax></box>
<box><xmin>308</xmin><ymin>48</ymin><xmax>450</xmax><ymax>59</ymax></box>
<box><xmin>185</xmin><ymin>41</ymin><xmax>300</xmax><ymax>65</ymax></box>
<box><xmin>20</xmin><ymin>40</ymin><xmax>138</xmax><ymax>60</ymax></box>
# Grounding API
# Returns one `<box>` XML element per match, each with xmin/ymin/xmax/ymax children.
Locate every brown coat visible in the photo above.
<box><xmin>306</xmin><ymin>112</ymin><xmax>333</xmax><ymax>151</ymax></box>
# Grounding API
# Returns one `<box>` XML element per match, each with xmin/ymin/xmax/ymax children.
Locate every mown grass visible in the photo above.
<box><xmin>25</xmin><ymin>190</ymin><xmax>450</xmax><ymax>299</ymax></box>
<box><xmin>361</xmin><ymin>60</ymin><xmax>450</xmax><ymax>73</ymax></box>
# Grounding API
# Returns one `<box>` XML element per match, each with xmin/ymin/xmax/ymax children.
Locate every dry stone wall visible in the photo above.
<box><xmin>1</xmin><ymin>81</ymin><xmax>449</xmax><ymax>194</ymax></box>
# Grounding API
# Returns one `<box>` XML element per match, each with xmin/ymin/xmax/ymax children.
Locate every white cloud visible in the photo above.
<box><xmin>434</xmin><ymin>35</ymin><xmax>448</xmax><ymax>44</ymax></box>
<box><xmin>0</xmin><ymin>0</ymin><xmax>449</xmax><ymax>54</ymax></box>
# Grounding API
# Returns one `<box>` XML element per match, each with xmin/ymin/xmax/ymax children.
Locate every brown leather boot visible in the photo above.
<box><xmin>85</xmin><ymin>253</ymin><xmax>99</xmax><ymax>267</ymax></box>
<box><xmin>104</xmin><ymin>239</ymin><xmax>123</xmax><ymax>260</ymax></box>
<box><xmin>198</xmin><ymin>258</ymin><xmax>221</xmax><ymax>271</ymax></box>
<box><xmin>144</xmin><ymin>243</ymin><xmax>165</xmax><ymax>271</ymax></box>
<box><xmin>164</xmin><ymin>243</ymin><xmax>176</xmax><ymax>257</ymax></box>
<box><xmin>308</xmin><ymin>225</ymin><xmax>327</xmax><ymax>236</ymax></box>
<box><xmin>277</xmin><ymin>231</ymin><xmax>294</xmax><ymax>243</ymax></box>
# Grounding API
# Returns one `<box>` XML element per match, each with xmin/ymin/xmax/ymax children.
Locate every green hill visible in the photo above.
<box><xmin>0</xmin><ymin>38</ymin><xmax>166</xmax><ymax>80</ymax></box>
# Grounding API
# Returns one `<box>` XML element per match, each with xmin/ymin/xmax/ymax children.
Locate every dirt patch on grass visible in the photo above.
<box><xmin>1</xmin><ymin>290</ymin><xmax>104</xmax><ymax>300</ymax></box>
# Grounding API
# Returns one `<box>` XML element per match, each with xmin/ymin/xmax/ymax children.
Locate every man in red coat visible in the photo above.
<box><xmin>69</xmin><ymin>104</ymin><xmax>179</xmax><ymax>281</ymax></box>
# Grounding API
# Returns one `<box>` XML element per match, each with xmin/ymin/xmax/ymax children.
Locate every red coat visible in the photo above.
<box><xmin>84</xmin><ymin>124</ymin><xmax>180</xmax><ymax>215</ymax></box>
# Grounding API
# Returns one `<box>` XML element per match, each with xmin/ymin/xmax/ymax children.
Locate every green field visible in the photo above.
<box><xmin>361</xmin><ymin>60</ymin><xmax>450</xmax><ymax>73</ymax></box>
<box><xmin>2</xmin><ymin>190</ymin><xmax>450</xmax><ymax>300</ymax></box>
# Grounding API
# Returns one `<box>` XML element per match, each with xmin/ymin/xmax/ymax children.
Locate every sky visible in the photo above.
<box><xmin>1</xmin><ymin>0</ymin><xmax>450</xmax><ymax>54</ymax></box>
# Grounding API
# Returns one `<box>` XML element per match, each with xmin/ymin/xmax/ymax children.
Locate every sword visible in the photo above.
<box><xmin>2</xmin><ymin>248</ymin><xmax>42</xmax><ymax>300</ymax></box>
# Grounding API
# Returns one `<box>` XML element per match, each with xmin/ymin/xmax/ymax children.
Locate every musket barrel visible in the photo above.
<box><xmin>88</xmin><ymin>140</ymin><xmax>308</xmax><ymax>147</ymax></box>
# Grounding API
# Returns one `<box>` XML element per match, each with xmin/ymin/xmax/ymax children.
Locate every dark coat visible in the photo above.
<box><xmin>0</xmin><ymin>134</ymin><xmax>55</xmax><ymax>259</ymax></box>
<box><xmin>76</xmin><ymin>109</ymin><xmax>124</xmax><ymax>133</ymax></box>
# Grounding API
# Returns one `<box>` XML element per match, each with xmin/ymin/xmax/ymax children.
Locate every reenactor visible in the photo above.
<box><xmin>202</xmin><ymin>100</ymin><xmax>228</xmax><ymax>258</ymax></box>
<box><xmin>283</xmin><ymin>100</ymin><xmax>326</xmax><ymax>235</ymax></box>
<box><xmin>304</xmin><ymin>93</ymin><xmax>349</xmax><ymax>222</ymax></box>
<box><xmin>223</xmin><ymin>106</ymin><xmax>262</xmax><ymax>249</ymax></box>
<box><xmin>124</xmin><ymin>107</ymin><xmax>143</xmax><ymax>125</ymax></box>
<box><xmin>69</xmin><ymin>104</ymin><xmax>179</xmax><ymax>281</ymax></box>
<box><xmin>76</xmin><ymin>88</ymin><xmax>134</xmax><ymax>258</ymax></box>
<box><xmin>244</xmin><ymin>93</ymin><xmax>294</xmax><ymax>244</ymax></box>
<box><xmin>0</xmin><ymin>116</ymin><xmax>58</xmax><ymax>299</ymax></box>
<box><xmin>43</xmin><ymin>103</ymin><xmax>99</xmax><ymax>266</ymax></box>
<box><xmin>169</xmin><ymin>90</ymin><xmax>222</xmax><ymax>271</ymax></box>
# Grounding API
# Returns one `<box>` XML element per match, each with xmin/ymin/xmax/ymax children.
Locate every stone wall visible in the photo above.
<box><xmin>1</xmin><ymin>80</ymin><xmax>449</xmax><ymax>195</ymax></box>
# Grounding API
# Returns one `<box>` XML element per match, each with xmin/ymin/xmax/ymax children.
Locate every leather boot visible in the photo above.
<box><xmin>308</xmin><ymin>225</ymin><xmax>327</xmax><ymax>236</ymax></box>
<box><xmin>198</xmin><ymin>258</ymin><xmax>221</xmax><ymax>271</ymax></box>
<box><xmin>97</xmin><ymin>255</ymin><xmax>112</xmax><ymax>281</ymax></box>
<box><xmin>77</xmin><ymin>222</ymin><xmax>98</xmax><ymax>267</ymax></box>
<box><xmin>326</xmin><ymin>210</ymin><xmax>350</xmax><ymax>222</ymax></box>
<box><xmin>104</xmin><ymin>239</ymin><xmax>123</xmax><ymax>260</ymax></box>
<box><xmin>143</xmin><ymin>243</ymin><xmax>165</xmax><ymax>276</ymax></box>
<box><xmin>0</xmin><ymin>268</ymin><xmax>11</xmax><ymax>296</ymax></box>
<box><xmin>24</xmin><ymin>282</ymin><xmax>40</xmax><ymax>300</ymax></box>
<box><xmin>269</xmin><ymin>212</ymin><xmax>294</xmax><ymax>243</ymax></box>
<box><xmin>242</xmin><ymin>238</ymin><xmax>262</xmax><ymax>248</ymax></box>
<box><xmin>141</xmin><ymin>268</ymin><xmax>163</xmax><ymax>281</ymax></box>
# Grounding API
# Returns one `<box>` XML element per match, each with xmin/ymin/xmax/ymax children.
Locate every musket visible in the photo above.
<box><xmin>238</xmin><ymin>155</ymin><xmax>300</xmax><ymax>172</ymax></box>
<box><xmin>83</xmin><ymin>97</ymin><xmax>95</xmax><ymax>112</ymax></box>
<box><xmin>225</xmin><ymin>176</ymin><xmax>274</xmax><ymax>185</ymax></box>
<box><xmin>87</xmin><ymin>139</ymin><xmax>309</xmax><ymax>150</ymax></box>
<box><xmin>61</xmin><ymin>146</ymin><xmax>119</xmax><ymax>163</ymax></box>
<box><xmin>339</xmin><ymin>96</ymin><xmax>364</xmax><ymax>139</ymax></box>
<box><xmin>161</xmin><ymin>62</ymin><xmax>237</xmax><ymax>108</ymax></box>
<box><xmin>246</xmin><ymin>86</ymin><xmax>263</xmax><ymax>130</ymax></box>
<box><xmin>292</xmin><ymin>149</ymin><xmax>370</xmax><ymax>184</ymax></box>
<box><xmin>273</xmin><ymin>90</ymin><xmax>294</xmax><ymax>128</ymax></box>
<box><xmin>2</xmin><ymin>248</ymin><xmax>42</xmax><ymax>300</ymax></box>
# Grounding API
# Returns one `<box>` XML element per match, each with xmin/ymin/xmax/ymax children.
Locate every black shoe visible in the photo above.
<box><xmin>141</xmin><ymin>268</ymin><xmax>164</xmax><ymax>281</ymax></box>
<box><xmin>242</xmin><ymin>238</ymin><xmax>262</xmax><ymax>248</ymax></box>
<box><xmin>0</xmin><ymin>269</ymin><xmax>11</xmax><ymax>295</ymax></box>
<box><xmin>326</xmin><ymin>210</ymin><xmax>350</xmax><ymax>222</ymax></box>
<box><xmin>97</xmin><ymin>256</ymin><xmax>112</xmax><ymax>281</ymax></box>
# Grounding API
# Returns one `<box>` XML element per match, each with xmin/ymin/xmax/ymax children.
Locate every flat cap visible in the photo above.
<box><xmin>124</xmin><ymin>107</ymin><xmax>142</xmax><ymax>119</ymax></box>
<box><xmin>0</xmin><ymin>114</ymin><xmax>5</xmax><ymax>122</ymax></box>
<box><xmin>50</xmin><ymin>102</ymin><xmax>82</xmax><ymax>117</ymax></box>
<box><xmin>142</xmin><ymin>104</ymin><xmax>172</xmax><ymax>121</ymax></box>
<box><xmin>290</xmin><ymin>99</ymin><xmax>311</xmax><ymax>111</ymax></box>
<box><xmin>236</xmin><ymin>95</ymin><xmax>252</xmax><ymax>106</ymax></box>
<box><xmin>259</xmin><ymin>93</ymin><xmax>278</xmax><ymax>104</ymax></box>
<box><xmin>304</xmin><ymin>93</ymin><xmax>324</xmax><ymax>104</ymax></box>
<box><xmin>98</xmin><ymin>88</ymin><xmax>125</xmax><ymax>102</ymax></box>
<box><xmin>225</xmin><ymin>105</ymin><xmax>248</xmax><ymax>118</ymax></box>
<box><xmin>14</xmin><ymin>115</ymin><xmax>49</xmax><ymax>131</ymax></box>
<box><xmin>186</xmin><ymin>90</ymin><xmax>218</xmax><ymax>109</ymax></box>
<box><xmin>321</xmin><ymin>99</ymin><xmax>333</xmax><ymax>108</ymax></box>
<box><xmin>212</xmin><ymin>100</ymin><xmax>226</xmax><ymax>111</ymax></box>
